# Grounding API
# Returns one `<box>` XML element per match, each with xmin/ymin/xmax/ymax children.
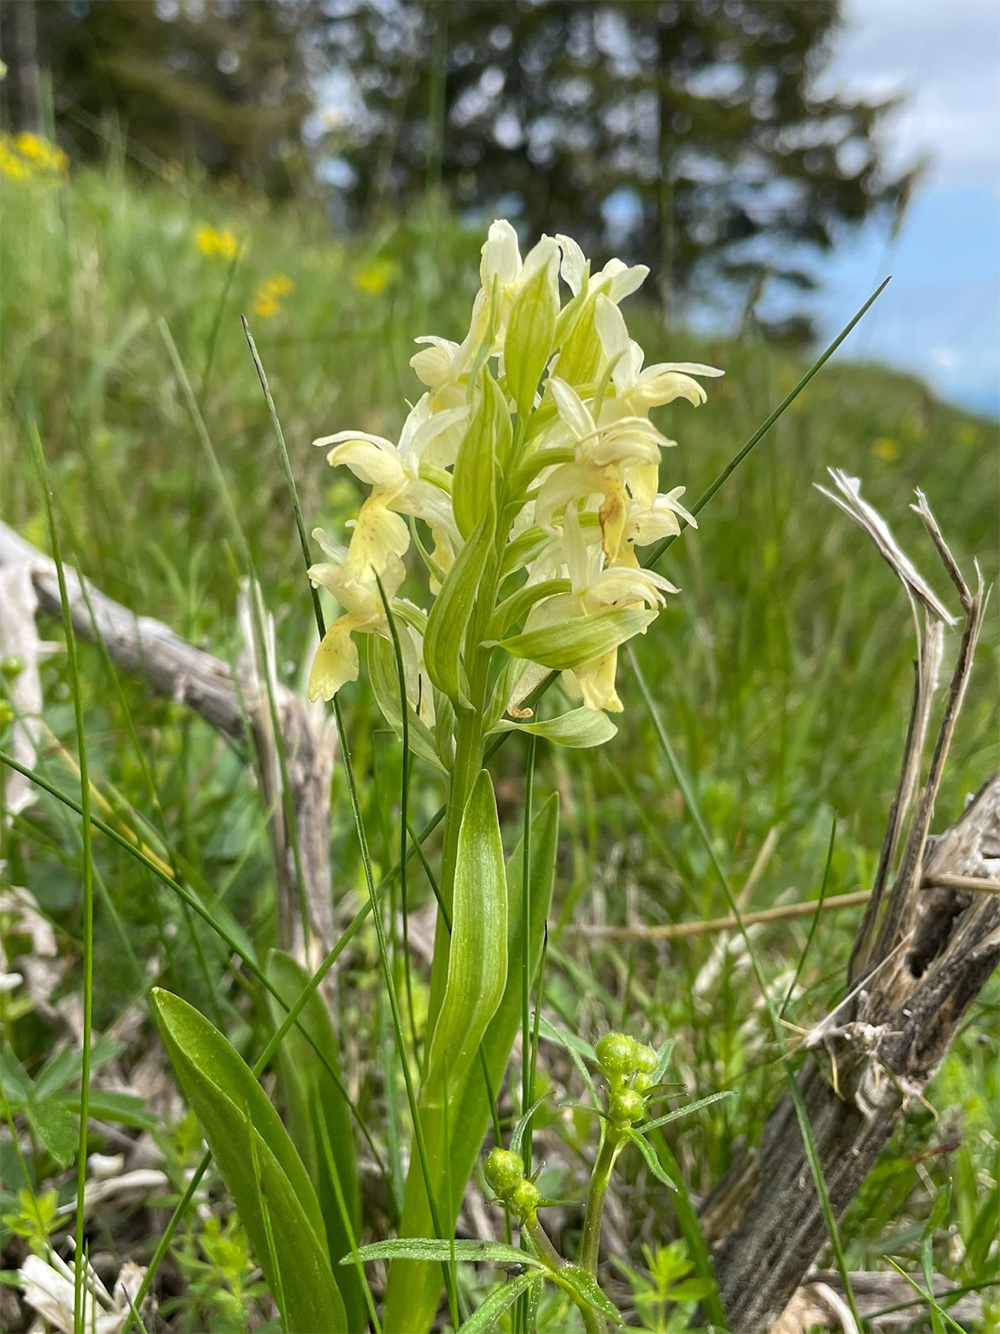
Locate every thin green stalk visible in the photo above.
<box><xmin>628</xmin><ymin>646</ymin><xmax>863</xmax><ymax>1329</ymax></box>
<box><xmin>377</xmin><ymin>576</ymin><xmax>420</xmax><ymax>1058</ymax></box>
<box><xmin>521</xmin><ymin>734</ymin><xmax>537</xmax><ymax>1172</ymax></box>
<box><xmin>30</xmin><ymin>428</ymin><xmax>93</xmax><ymax>1334</ymax></box>
<box><xmin>780</xmin><ymin>815</ymin><xmax>836</xmax><ymax>1019</ymax></box>
<box><xmin>579</xmin><ymin>1124</ymin><xmax>621</xmax><ymax>1277</ymax></box>
<box><xmin>645</xmin><ymin>277</ymin><xmax>891</xmax><ymax>571</ymax></box>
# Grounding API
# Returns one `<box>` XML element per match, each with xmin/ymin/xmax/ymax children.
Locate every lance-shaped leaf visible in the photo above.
<box><xmin>384</xmin><ymin>795</ymin><xmax>558</xmax><ymax>1334</ymax></box>
<box><xmin>505</xmin><ymin>237</ymin><xmax>560</xmax><ymax>419</ymax></box>
<box><xmin>424</xmin><ymin>769</ymin><xmax>508</xmax><ymax>1103</ymax></box>
<box><xmin>151</xmin><ymin>990</ymin><xmax>346</xmax><ymax>1334</ymax></box>
<box><xmin>424</xmin><ymin>513</ymin><xmax>494</xmax><ymax>705</ymax></box>
<box><xmin>265</xmin><ymin>952</ymin><xmax>366</xmax><ymax>1333</ymax></box>
<box><xmin>452</xmin><ymin>371</ymin><xmax>506</xmax><ymax>539</ymax></box>
<box><xmin>498</xmin><ymin>607</ymin><xmax>656</xmax><ymax>672</ymax></box>
<box><xmin>490</xmin><ymin>709</ymin><xmax>618</xmax><ymax>748</ymax></box>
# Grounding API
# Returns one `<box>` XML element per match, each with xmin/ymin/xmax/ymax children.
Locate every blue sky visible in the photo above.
<box><xmin>808</xmin><ymin>0</ymin><xmax>1000</xmax><ymax>416</ymax></box>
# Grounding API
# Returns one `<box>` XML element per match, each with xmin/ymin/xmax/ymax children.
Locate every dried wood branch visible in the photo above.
<box><xmin>0</xmin><ymin>520</ymin><xmax>337</xmax><ymax>963</ymax></box>
<box><xmin>702</xmin><ymin>476</ymin><xmax>998</xmax><ymax>1333</ymax></box>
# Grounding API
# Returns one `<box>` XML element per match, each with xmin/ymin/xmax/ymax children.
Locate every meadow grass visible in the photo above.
<box><xmin>1</xmin><ymin>151</ymin><xmax>998</xmax><ymax>1330</ymax></box>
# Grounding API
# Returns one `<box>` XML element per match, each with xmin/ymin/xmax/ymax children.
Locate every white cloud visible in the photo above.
<box><xmin>815</xmin><ymin>0</ymin><xmax>1000</xmax><ymax>190</ymax></box>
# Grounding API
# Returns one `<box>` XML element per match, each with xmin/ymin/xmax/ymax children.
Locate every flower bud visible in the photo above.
<box><xmin>611</xmin><ymin>1088</ymin><xmax>645</xmax><ymax>1125</ymax></box>
<box><xmin>1</xmin><ymin>655</ymin><xmax>25</xmax><ymax>680</ymax></box>
<box><xmin>484</xmin><ymin>1147</ymin><xmax>524</xmax><ymax>1201</ymax></box>
<box><xmin>596</xmin><ymin>1032</ymin><xmax>638</xmax><ymax>1078</ymax></box>
<box><xmin>634</xmin><ymin>1043</ymin><xmax>657</xmax><ymax>1076</ymax></box>
<box><xmin>509</xmin><ymin>1178</ymin><xmax>541</xmax><ymax>1222</ymax></box>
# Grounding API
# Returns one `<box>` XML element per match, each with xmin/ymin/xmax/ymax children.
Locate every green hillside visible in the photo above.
<box><xmin>2</xmin><ymin>146</ymin><xmax>997</xmax><ymax>1331</ymax></box>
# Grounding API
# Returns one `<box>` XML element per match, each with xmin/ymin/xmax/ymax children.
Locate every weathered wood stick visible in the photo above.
<box><xmin>0</xmin><ymin>520</ymin><xmax>337</xmax><ymax>962</ymax></box>
<box><xmin>702</xmin><ymin>476</ymin><xmax>998</xmax><ymax>1332</ymax></box>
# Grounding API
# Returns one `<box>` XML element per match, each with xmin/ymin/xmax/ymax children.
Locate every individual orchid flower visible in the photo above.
<box><xmin>510</xmin><ymin>511</ymin><xmax>677</xmax><ymax>712</ymax></box>
<box><xmin>306</xmin><ymin>531</ymin><xmax>402</xmax><ymax>700</ymax></box>
<box><xmin>533</xmin><ymin>376</ymin><xmax>670</xmax><ymax>559</ymax></box>
<box><xmin>595</xmin><ymin>295</ymin><xmax>724</xmax><ymax>416</ymax></box>
<box><xmin>314</xmin><ymin>394</ymin><xmax>465</xmax><ymax>586</ymax></box>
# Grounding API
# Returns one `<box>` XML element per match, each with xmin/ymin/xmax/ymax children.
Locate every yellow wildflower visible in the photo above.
<box><xmin>252</xmin><ymin>273</ymin><xmax>294</xmax><ymax>318</ymax></box>
<box><xmin>873</xmin><ymin>437</ymin><xmax>900</xmax><ymax>462</ymax></box>
<box><xmin>194</xmin><ymin>224</ymin><xmax>240</xmax><ymax>261</ymax></box>
<box><xmin>0</xmin><ymin>131</ymin><xmax>68</xmax><ymax>180</ymax></box>
<box><xmin>353</xmin><ymin>257</ymin><xmax>397</xmax><ymax>294</ymax></box>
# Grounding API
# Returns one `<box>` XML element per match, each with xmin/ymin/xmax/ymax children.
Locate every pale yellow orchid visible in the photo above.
<box><xmin>595</xmin><ymin>295</ymin><xmax>724</xmax><ymax>416</ymax></box>
<box><xmin>510</xmin><ymin>511</ymin><xmax>677</xmax><ymax>712</ymax></box>
<box><xmin>315</xmin><ymin>394</ymin><xmax>465</xmax><ymax>586</ymax></box>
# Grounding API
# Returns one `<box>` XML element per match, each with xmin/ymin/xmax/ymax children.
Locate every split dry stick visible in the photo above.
<box><xmin>700</xmin><ymin>473</ymin><xmax>999</xmax><ymax>1334</ymax></box>
<box><xmin>0</xmin><ymin>521</ymin><xmax>338</xmax><ymax>965</ymax></box>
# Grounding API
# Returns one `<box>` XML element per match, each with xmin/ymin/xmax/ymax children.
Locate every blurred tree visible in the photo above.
<box><xmin>2</xmin><ymin>0</ymin><xmax>313</xmax><ymax>196</ymax></box>
<box><xmin>318</xmin><ymin>0</ymin><xmax>917</xmax><ymax>332</ymax></box>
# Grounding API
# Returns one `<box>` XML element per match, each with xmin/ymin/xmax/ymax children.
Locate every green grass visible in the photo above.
<box><xmin>1</xmin><ymin>149</ymin><xmax>998</xmax><ymax>1331</ymax></box>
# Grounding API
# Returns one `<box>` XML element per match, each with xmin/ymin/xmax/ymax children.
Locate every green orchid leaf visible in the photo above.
<box><xmin>424</xmin><ymin>769</ymin><xmax>508</xmax><ymax>1102</ymax></box>
<box><xmin>424</xmin><ymin>513</ymin><xmax>494</xmax><ymax>705</ymax></box>
<box><xmin>485</xmin><ymin>578</ymin><xmax>571</xmax><ymax>641</ymax></box>
<box><xmin>367</xmin><ymin>635</ymin><xmax>446</xmax><ymax>770</ymax></box>
<box><xmin>384</xmin><ymin>795</ymin><xmax>558</xmax><ymax>1334</ymax></box>
<box><xmin>489</xmin><ymin>708</ymin><xmax>617</xmax><ymax>749</ymax></box>
<box><xmin>266</xmin><ymin>952</ymin><xmax>366</xmax><ymax>1334</ymax></box>
<box><xmin>505</xmin><ymin>241</ymin><xmax>560</xmax><ymax>418</ymax></box>
<box><xmin>453</xmin><ymin>370</ymin><xmax>506</xmax><ymax>539</ymax></box>
<box><xmin>497</xmin><ymin>607</ymin><xmax>656</xmax><ymax>672</ymax></box>
<box><xmin>151</xmin><ymin>989</ymin><xmax>346</xmax><ymax>1334</ymax></box>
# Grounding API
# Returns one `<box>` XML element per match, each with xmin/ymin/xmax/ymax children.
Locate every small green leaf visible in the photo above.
<box><xmin>348</xmin><ymin>1239</ymin><xmax>546</xmax><ymax>1268</ymax></box>
<box><xmin>424</xmin><ymin>514</ymin><xmax>494</xmax><ymax>705</ymax></box>
<box><xmin>498</xmin><ymin>607</ymin><xmax>656</xmax><ymax>672</ymax></box>
<box><xmin>490</xmin><ymin>708</ymin><xmax>617</xmax><ymax>748</ymax></box>
<box><xmin>486</xmin><ymin>578</ymin><xmax>571</xmax><ymax>641</ymax></box>
<box><xmin>457</xmin><ymin>1271</ymin><xmax>540</xmax><ymax>1334</ymax></box>
<box><xmin>367</xmin><ymin>636</ymin><xmax>446</xmax><ymax>770</ymax></box>
<box><xmin>151</xmin><ymin>989</ymin><xmax>346</xmax><ymax>1334</ymax></box>
<box><xmin>556</xmin><ymin>1264</ymin><xmax>621</xmax><ymax>1321</ymax></box>
<box><xmin>639</xmin><ymin>1089</ymin><xmax>735</xmax><ymax>1133</ymax></box>
<box><xmin>0</xmin><ymin>1043</ymin><xmax>31</xmax><ymax>1104</ymax></box>
<box><xmin>29</xmin><ymin>1098</ymin><xmax>77</xmax><ymax>1167</ymax></box>
<box><xmin>453</xmin><ymin>371</ymin><xmax>506</xmax><ymax>539</ymax></box>
<box><xmin>623</xmin><ymin>1128</ymin><xmax>678</xmax><ymax>1191</ymax></box>
<box><xmin>63</xmin><ymin>1089</ymin><xmax>157</xmax><ymax>1131</ymax></box>
<box><xmin>425</xmin><ymin>770</ymin><xmax>508</xmax><ymax>1102</ymax></box>
<box><xmin>505</xmin><ymin>239</ymin><xmax>560</xmax><ymax>418</ymax></box>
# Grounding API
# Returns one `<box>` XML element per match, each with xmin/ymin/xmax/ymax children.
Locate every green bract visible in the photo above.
<box><xmin>307</xmin><ymin>218</ymin><xmax>722</xmax><ymax>725</ymax></box>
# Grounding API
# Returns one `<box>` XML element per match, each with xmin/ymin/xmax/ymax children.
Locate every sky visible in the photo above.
<box><xmin>807</xmin><ymin>0</ymin><xmax>1000</xmax><ymax>416</ymax></box>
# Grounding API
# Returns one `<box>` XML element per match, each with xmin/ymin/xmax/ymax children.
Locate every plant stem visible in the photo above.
<box><xmin>580</xmin><ymin>1125</ymin><xmax>620</xmax><ymax>1276</ymax></box>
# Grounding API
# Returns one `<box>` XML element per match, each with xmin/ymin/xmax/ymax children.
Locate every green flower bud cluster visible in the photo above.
<box><xmin>484</xmin><ymin>1147</ymin><xmax>541</xmax><ymax>1223</ymax></box>
<box><xmin>595</xmin><ymin>1032</ymin><xmax>657</xmax><ymax>1126</ymax></box>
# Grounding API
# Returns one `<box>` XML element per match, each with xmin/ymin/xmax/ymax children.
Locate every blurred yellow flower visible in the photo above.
<box><xmin>252</xmin><ymin>273</ymin><xmax>294</xmax><ymax>318</ymax></box>
<box><xmin>873</xmin><ymin>436</ymin><xmax>901</xmax><ymax>462</ymax></box>
<box><xmin>957</xmin><ymin>424</ymin><xmax>979</xmax><ymax>446</ymax></box>
<box><xmin>0</xmin><ymin>131</ymin><xmax>68</xmax><ymax>180</ymax></box>
<box><xmin>353</xmin><ymin>257</ymin><xmax>397</xmax><ymax>294</ymax></box>
<box><xmin>194</xmin><ymin>224</ymin><xmax>240</xmax><ymax>261</ymax></box>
